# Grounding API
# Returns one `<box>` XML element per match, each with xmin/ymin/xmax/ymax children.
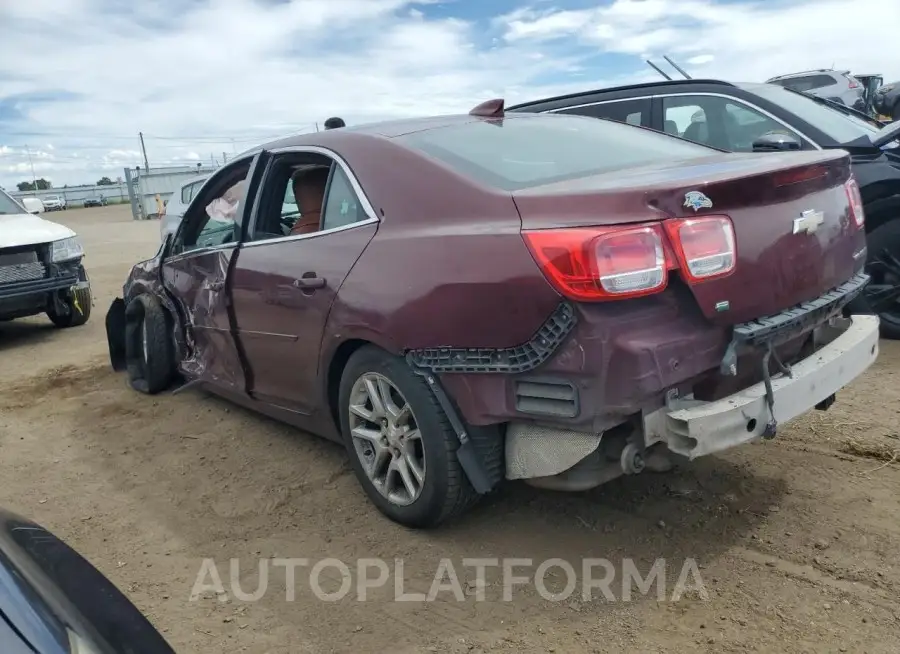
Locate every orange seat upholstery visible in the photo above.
<box><xmin>290</xmin><ymin>167</ymin><xmax>330</xmax><ymax>236</ymax></box>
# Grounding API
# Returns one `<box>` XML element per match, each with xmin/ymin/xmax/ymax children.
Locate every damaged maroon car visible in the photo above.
<box><xmin>105</xmin><ymin>101</ymin><xmax>879</xmax><ymax>528</ymax></box>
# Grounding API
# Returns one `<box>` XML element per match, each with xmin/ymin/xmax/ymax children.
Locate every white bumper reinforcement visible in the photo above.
<box><xmin>643</xmin><ymin>314</ymin><xmax>880</xmax><ymax>460</ymax></box>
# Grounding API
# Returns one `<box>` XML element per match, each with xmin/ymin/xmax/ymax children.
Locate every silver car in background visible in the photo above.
<box><xmin>766</xmin><ymin>69</ymin><xmax>866</xmax><ymax>110</ymax></box>
<box><xmin>160</xmin><ymin>174</ymin><xmax>208</xmax><ymax>241</ymax></box>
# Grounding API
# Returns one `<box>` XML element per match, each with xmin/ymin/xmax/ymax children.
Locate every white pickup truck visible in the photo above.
<box><xmin>0</xmin><ymin>187</ymin><xmax>92</xmax><ymax>327</ymax></box>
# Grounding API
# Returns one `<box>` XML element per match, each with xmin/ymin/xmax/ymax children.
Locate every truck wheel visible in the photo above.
<box><xmin>47</xmin><ymin>286</ymin><xmax>92</xmax><ymax>328</ymax></box>
<box><xmin>864</xmin><ymin>220</ymin><xmax>900</xmax><ymax>339</ymax></box>
<box><xmin>125</xmin><ymin>294</ymin><xmax>175</xmax><ymax>394</ymax></box>
<box><xmin>338</xmin><ymin>345</ymin><xmax>499</xmax><ymax>528</ymax></box>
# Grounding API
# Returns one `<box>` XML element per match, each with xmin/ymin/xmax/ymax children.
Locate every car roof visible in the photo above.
<box><xmin>236</xmin><ymin>113</ymin><xmax>539</xmax><ymax>159</ymax></box>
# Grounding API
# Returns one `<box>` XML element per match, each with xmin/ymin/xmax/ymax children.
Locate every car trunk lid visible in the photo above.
<box><xmin>515</xmin><ymin>150</ymin><xmax>865</xmax><ymax>325</ymax></box>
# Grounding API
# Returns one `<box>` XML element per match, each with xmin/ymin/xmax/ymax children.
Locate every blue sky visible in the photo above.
<box><xmin>1</xmin><ymin>0</ymin><xmax>897</xmax><ymax>188</ymax></box>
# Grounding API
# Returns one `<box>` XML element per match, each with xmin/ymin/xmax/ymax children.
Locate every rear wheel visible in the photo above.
<box><xmin>125</xmin><ymin>294</ymin><xmax>175</xmax><ymax>394</ymax></box>
<box><xmin>338</xmin><ymin>345</ymin><xmax>489</xmax><ymax>528</ymax></box>
<box><xmin>863</xmin><ymin>219</ymin><xmax>900</xmax><ymax>339</ymax></box>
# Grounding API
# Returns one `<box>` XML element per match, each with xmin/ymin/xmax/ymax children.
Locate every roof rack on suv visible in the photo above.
<box><xmin>507</xmin><ymin>78</ymin><xmax>736</xmax><ymax>112</ymax></box>
<box><xmin>767</xmin><ymin>68</ymin><xmax>851</xmax><ymax>81</ymax></box>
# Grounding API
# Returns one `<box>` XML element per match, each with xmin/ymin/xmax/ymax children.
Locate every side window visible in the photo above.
<box><xmin>181</xmin><ymin>184</ymin><xmax>191</xmax><ymax>204</ymax></box>
<box><xmin>662</xmin><ymin>95</ymin><xmax>802</xmax><ymax>152</ymax></box>
<box><xmin>247</xmin><ymin>152</ymin><xmax>371</xmax><ymax>242</ymax></box>
<box><xmin>557</xmin><ymin>98</ymin><xmax>650</xmax><ymax>128</ymax></box>
<box><xmin>321</xmin><ymin>166</ymin><xmax>366</xmax><ymax>231</ymax></box>
<box><xmin>172</xmin><ymin>162</ymin><xmax>250</xmax><ymax>254</ymax></box>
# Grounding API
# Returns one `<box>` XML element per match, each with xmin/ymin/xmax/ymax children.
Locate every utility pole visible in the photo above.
<box><xmin>222</xmin><ymin>151</ymin><xmax>228</xmax><ymax>163</ymax></box>
<box><xmin>25</xmin><ymin>144</ymin><xmax>37</xmax><ymax>193</ymax></box>
<box><xmin>139</xmin><ymin>132</ymin><xmax>150</xmax><ymax>172</ymax></box>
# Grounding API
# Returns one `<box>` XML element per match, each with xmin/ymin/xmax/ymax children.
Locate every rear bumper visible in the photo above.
<box><xmin>643</xmin><ymin>314</ymin><xmax>880</xmax><ymax>459</ymax></box>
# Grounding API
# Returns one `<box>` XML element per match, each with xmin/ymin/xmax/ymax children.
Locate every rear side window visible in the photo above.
<box><xmin>557</xmin><ymin>98</ymin><xmax>650</xmax><ymax>127</ymax></box>
<box><xmin>770</xmin><ymin>74</ymin><xmax>835</xmax><ymax>92</ymax></box>
<box><xmin>181</xmin><ymin>184</ymin><xmax>192</xmax><ymax>204</ymax></box>
<box><xmin>396</xmin><ymin>115</ymin><xmax>713</xmax><ymax>191</ymax></box>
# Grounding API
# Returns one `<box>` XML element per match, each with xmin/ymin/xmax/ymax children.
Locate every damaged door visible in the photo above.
<box><xmin>161</xmin><ymin>154</ymin><xmax>263</xmax><ymax>393</ymax></box>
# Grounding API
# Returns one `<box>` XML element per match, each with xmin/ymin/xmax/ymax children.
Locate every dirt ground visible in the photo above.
<box><xmin>2</xmin><ymin>205</ymin><xmax>900</xmax><ymax>654</ymax></box>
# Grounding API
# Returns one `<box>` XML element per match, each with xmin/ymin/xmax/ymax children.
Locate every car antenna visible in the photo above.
<box><xmin>663</xmin><ymin>55</ymin><xmax>692</xmax><ymax>80</ymax></box>
<box><xmin>469</xmin><ymin>98</ymin><xmax>505</xmax><ymax>117</ymax></box>
<box><xmin>646</xmin><ymin>59</ymin><xmax>673</xmax><ymax>80</ymax></box>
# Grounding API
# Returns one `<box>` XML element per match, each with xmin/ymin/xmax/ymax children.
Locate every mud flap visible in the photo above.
<box><xmin>105</xmin><ymin>297</ymin><xmax>127</xmax><ymax>372</ymax></box>
<box><xmin>409</xmin><ymin>364</ymin><xmax>494</xmax><ymax>494</ymax></box>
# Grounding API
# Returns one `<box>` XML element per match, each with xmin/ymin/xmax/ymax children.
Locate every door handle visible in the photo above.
<box><xmin>292</xmin><ymin>276</ymin><xmax>326</xmax><ymax>290</ymax></box>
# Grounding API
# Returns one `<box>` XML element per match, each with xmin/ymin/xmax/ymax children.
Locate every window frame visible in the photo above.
<box><xmin>167</xmin><ymin>155</ymin><xmax>257</xmax><ymax>260</ymax></box>
<box><xmin>545</xmin><ymin>90</ymin><xmax>821</xmax><ymax>150</ymax></box>
<box><xmin>555</xmin><ymin>97</ymin><xmax>651</xmax><ymax>128</ymax></box>
<box><xmin>242</xmin><ymin>145</ymin><xmax>379</xmax><ymax>249</ymax></box>
<box><xmin>659</xmin><ymin>93</ymin><xmax>811</xmax><ymax>151</ymax></box>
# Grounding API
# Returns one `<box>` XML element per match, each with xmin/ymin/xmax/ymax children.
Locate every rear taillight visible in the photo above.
<box><xmin>522</xmin><ymin>226</ymin><xmax>667</xmax><ymax>301</ymax></box>
<box><xmin>523</xmin><ymin>216</ymin><xmax>736</xmax><ymax>301</ymax></box>
<box><xmin>844</xmin><ymin>178</ymin><xmax>865</xmax><ymax>228</ymax></box>
<box><xmin>663</xmin><ymin>216</ymin><xmax>736</xmax><ymax>283</ymax></box>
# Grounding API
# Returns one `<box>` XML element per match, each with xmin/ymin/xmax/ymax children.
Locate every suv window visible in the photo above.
<box><xmin>556</xmin><ymin>98</ymin><xmax>649</xmax><ymax>127</ymax></box>
<box><xmin>181</xmin><ymin>180</ymin><xmax>206</xmax><ymax>205</ymax></box>
<box><xmin>662</xmin><ymin>95</ymin><xmax>802</xmax><ymax>151</ymax></box>
<box><xmin>397</xmin><ymin>114</ymin><xmax>713</xmax><ymax>191</ymax></box>
<box><xmin>770</xmin><ymin>74</ymin><xmax>836</xmax><ymax>92</ymax></box>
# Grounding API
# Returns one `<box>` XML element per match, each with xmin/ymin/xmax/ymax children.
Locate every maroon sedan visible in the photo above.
<box><xmin>106</xmin><ymin>101</ymin><xmax>879</xmax><ymax>528</ymax></box>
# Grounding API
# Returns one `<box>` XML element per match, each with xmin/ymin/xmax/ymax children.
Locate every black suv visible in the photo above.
<box><xmin>509</xmin><ymin>79</ymin><xmax>900</xmax><ymax>338</ymax></box>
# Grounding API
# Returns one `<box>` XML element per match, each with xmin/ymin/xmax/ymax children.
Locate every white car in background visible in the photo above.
<box><xmin>160</xmin><ymin>174</ymin><xmax>208</xmax><ymax>241</ymax></box>
<box><xmin>42</xmin><ymin>194</ymin><xmax>67</xmax><ymax>211</ymax></box>
<box><xmin>0</xmin><ymin>187</ymin><xmax>92</xmax><ymax>327</ymax></box>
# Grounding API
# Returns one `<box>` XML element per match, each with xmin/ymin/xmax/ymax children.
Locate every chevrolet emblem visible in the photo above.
<box><xmin>792</xmin><ymin>209</ymin><xmax>824</xmax><ymax>235</ymax></box>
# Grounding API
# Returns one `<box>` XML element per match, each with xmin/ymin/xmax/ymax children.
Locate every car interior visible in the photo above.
<box><xmin>249</xmin><ymin>154</ymin><xmax>367</xmax><ymax>242</ymax></box>
<box><xmin>173</xmin><ymin>161</ymin><xmax>251</xmax><ymax>254</ymax></box>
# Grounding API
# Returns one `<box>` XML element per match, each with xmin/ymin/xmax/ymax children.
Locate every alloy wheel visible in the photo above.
<box><xmin>348</xmin><ymin>372</ymin><xmax>426</xmax><ymax>506</ymax></box>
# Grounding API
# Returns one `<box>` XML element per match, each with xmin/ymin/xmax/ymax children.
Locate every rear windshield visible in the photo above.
<box><xmin>0</xmin><ymin>189</ymin><xmax>25</xmax><ymax>215</ymax></box>
<box><xmin>396</xmin><ymin>114</ymin><xmax>714</xmax><ymax>191</ymax></box>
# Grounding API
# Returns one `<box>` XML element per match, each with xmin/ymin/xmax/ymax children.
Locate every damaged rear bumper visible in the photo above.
<box><xmin>643</xmin><ymin>314</ymin><xmax>880</xmax><ymax>459</ymax></box>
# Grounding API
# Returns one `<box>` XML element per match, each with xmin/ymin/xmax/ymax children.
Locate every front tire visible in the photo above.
<box><xmin>125</xmin><ymin>294</ymin><xmax>175</xmax><ymax>394</ymax></box>
<box><xmin>338</xmin><ymin>346</ymin><xmax>485</xmax><ymax>528</ymax></box>
<box><xmin>47</xmin><ymin>285</ymin><xmax>92</xmax><ymax>328</ymax></box>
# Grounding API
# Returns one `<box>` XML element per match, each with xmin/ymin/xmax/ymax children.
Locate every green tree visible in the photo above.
<box><xmin>16</xmin><ymin>178</ymin><xmax>52</xmax><ymax>191</ymax></box>
<box><xmin>96</xmin><ymin>176</ymin><xmax>114</xmax><ymax>186</ymax></box>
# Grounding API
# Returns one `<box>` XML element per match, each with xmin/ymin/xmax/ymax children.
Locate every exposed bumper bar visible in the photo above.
<box><xmin>0</xmin><ymin>275</ymin><xmax>79</xmax><ymax>301</ymax></box>
<box><xmin>645</xmin><ymin>314</ymin><xmax>880</xmax><ymax>459</ymax></box>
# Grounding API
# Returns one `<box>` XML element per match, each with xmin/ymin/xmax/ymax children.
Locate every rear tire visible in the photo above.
<box><xmin>864</xmin><ymin>219</ymin><xmax>900</xmax><ymax>339</ymax></box>
<box><xmin>125</xmin><ymin>294</ymin><xmax>175</xmax><ymax>394</ymax></box>
<box><xmin>338</xmin><ymin>345</ymin><xmax>495</xmax><ymax>528</ymax></box>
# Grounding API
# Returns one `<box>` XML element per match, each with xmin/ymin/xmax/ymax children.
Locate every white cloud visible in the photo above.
<box><xmin>497</xmin><ymin>0</ymin><xmax>900</xmax><ymax>83</ymax></box>
<box><xmin>0</xmin><ymin>0</ymin><xmax>897</xmax><ymax>187</ymax></box>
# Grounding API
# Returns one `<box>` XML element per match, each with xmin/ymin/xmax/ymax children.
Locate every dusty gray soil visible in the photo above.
<box><xmin>1</xmin><ymin>206</ymin><xmax>899</xmax><ymax>653</ymax></box>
